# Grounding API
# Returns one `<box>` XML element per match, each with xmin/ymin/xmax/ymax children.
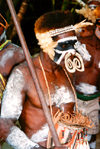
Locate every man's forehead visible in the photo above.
<box><xmin>88</xmin><ymin>0</ymin><xmax>100</xmax><ymax>3</ymax></box>
<box><xmin>88</xmin><ymin>0</ymin><xmax>100</xmax><ymax>6</ymax></box>
<box><xmin>52</xmin><ymin>31</ymin><xmax>76</xmax><ymax>42</ymax></box>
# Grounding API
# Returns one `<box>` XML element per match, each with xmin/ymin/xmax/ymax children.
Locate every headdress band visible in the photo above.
<box><xmin>49</xmin><ymin>25</ymin><xmax>75</xmax><ymax>37</ymax></box>
<box><xmin>49</xmin><ymin>20</ymin><xmax>93</xmax><ymax>37</ymax></box>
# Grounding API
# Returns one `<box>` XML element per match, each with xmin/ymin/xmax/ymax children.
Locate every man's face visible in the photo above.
<box><xmin>88</xmin><ymin>0</ymin><xmax>100</xmax><ymax>10</ymax></box>
<box><xmin>54</xmin><ymin>36</ymin><xmax>77</xmax><ymax>64</ymax></box>
<box><xmin>53</xmin><ymin>32</ymin><xmax>84</xmax><ymax>73</ymax></box>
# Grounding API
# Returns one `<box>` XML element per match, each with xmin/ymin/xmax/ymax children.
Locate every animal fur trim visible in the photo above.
<box><xmin>36</xmin><ymin>32</ymin><xmax>57</xmax><ymax>60</ymax></box>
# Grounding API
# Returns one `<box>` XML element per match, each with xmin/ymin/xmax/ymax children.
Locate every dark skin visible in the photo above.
<box><xmin>0</xmin><ymin>25</ymin><xmax>25</xmax><ymax>148</ymax></box>
<box><xmin>0</xmin><ymin>32</ymin><xmax>76</xmax><ymax>149</ymax></box>
<box><xmin>75</xmin><ymin>25</ymin><xmax>100</xmax><ymax>94</ymax></box>
<box><xmin>0</xmin><ymin>42</ymin><xmax>25</xmax><ymax>78</ymax></box>
<box><xmin>74</xmin><ymin>1</ymin><xmax>100</xmax><ymax>93</ymax></box>
<box><xmin>20</xmin><ymin>52</ymin><xmax>74</xmax><ymax>148</ymax></box>
<box><xmin>0</xmin><ymin>26</ymin><xmax>25</xmax><ymax>79</ymax></box>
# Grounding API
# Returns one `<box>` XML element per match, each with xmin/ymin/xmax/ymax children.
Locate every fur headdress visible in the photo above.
<box><xmin>34</xmin><ymin>11</ymin><xmax>93</xmax><ymax>59</ymax></box>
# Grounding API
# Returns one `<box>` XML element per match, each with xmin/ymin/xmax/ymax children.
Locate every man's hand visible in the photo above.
<box><xmin>60</xmin><ymin>102</ymin><xmax>74</xmax><ymax>114</ymax></box>
<box><xmin>0</xmin><ymin>118</ymin><xmax>14</xmax><ymax>141</ymax></box>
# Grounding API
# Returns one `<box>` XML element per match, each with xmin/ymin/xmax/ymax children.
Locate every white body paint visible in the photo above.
<box><xmin>50</xmin><ymin>86</ymin><xmax>75</xmax><ymax>107</ymax></box>
<box><xmin>1</xmin><ymin>68</ymin><xmax>75</xmax><ymax>119</ymax></box>
<box><xmin>1</xmin><ymin>69</ymin><xmax>25</xmax><ymax>119</ymax></box>
<box><xmin>31</xmin><ymin>124</ymin><xmax>49</xmax><ymax>143</ymax></box>
<box><xmin>0</xmin><ymin>50</ymin><xmax>15</xmax><ymax>68</ymax></box>
<box><xmin>1</xmin><ymin>67</ymin><xmax>75</xmax><ymax>148</ymax></box>
<box><xmin>0</xmin><ymin>44</ymin><xmax>24</xmax><ymax>68</ymax></box>
<box><xmin>7</xmin><ymin>126</ymin><xmax>39</xmax><ymax>149</ymax></box>
<box><xmin>98</xmin><ymin>62</ymin><xmax>100</xmax><ymax>69</ymax></box>
<box><xmin>74</xmin><ymin>41</ymin><xmax>91</xmax><ymax>61</ymax></box>
<box><xmin>76</xmin><ymin>83</ymin><xmax>98</xmax><ymax>95</ymax></box>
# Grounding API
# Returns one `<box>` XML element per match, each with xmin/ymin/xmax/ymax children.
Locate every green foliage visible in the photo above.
<box><xmin>2</xmin><ymin>142</ymin><xmax>13</xmax><ymax>149</ymax></box>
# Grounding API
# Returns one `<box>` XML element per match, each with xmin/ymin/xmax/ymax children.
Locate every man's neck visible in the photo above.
<box><xmin>39</xmin><ymin>51</ymin><xmax>58</xmax><ymax>73</ymax></box>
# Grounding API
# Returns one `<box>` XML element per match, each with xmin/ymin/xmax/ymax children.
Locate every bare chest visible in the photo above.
<box><xmin>27</xmin><ymin>69</ymin><xmax>73</xmax><ymax>108</ymax></box>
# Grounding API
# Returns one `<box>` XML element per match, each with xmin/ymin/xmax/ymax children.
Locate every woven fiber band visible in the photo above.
<box><xmin>77</xmin><ymin>92</ymin><xmax>100</xmax><ymax>101</ymax></box>
<box><xmin>49</xmin><ymin>25</ymin><xmax>75</xmax><ymax>37</ymax></box>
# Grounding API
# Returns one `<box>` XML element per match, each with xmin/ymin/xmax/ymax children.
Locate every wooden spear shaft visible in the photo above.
<box><xmin>6</xmin><ymin>0</ymin><xmax>60</xmax><ymax>146</ymax></box>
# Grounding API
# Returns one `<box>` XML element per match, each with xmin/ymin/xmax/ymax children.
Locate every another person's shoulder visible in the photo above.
<box><xmin>5</xmin><ymin>42</ymin><xmax>24</xmax><ymax>52</ymax></box>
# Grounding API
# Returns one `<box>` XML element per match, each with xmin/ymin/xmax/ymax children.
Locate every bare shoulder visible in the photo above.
<box><xmin>11</xmin><ymin>57</ymin><xmax>37</xmax><ymax>85</ymax></box>
<box><xmin>0</xmin><ymin>42</ymin><xmax>25</xmax><ymax>63</ymax></box>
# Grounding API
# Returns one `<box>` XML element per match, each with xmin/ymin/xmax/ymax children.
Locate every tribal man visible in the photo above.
<box><xmin>73</xmin><ymin>0</ymin><xmax>100</xmax><ymax>148</ymax></box>
<box><xmin>0</xmin><ymin>13</ymin><xmax>25</xmax><ymax>107</ymax></box>
<box><xmin>0</xmin><ymin>13</ymin><xmax>25</xmax><ymax>149</ymax></box>
<box><xmin>0</xmin><ymin>11</ymin><xmax>92</xmax><ymax>149</ymax></box>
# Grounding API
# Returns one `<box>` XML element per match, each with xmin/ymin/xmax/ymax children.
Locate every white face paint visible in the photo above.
<box><xmin>89</xmin><ymin>4</ymin><xmax>97</xmax><ymax>10</ymax></box>
<box><xmin>54</xmin><ymin>49</ymin><xmax>76</xmax><ymax>65</ymax></box>
<box><xmin>7</xmin><ymin>126</ymin><xmax>39</xmax><ymax>149</ymax></box>
<box><xmin>46</xmin><ymin>86</ymin><xmax>75</xmax><ymax>107</ymax></box>
<box><xmin>74</xmin><ymin>41</ymin><xmax>91</xmax><ymax>61</ymax></box>
<box><xmin>1</xmin><ymin>69</ymin><xmax>25</xmax><ymax>119</ymax></box>
<box><xmin>54</xmin><ymin>36</ymin><xmax>77</xmax><ymax>64</ymax></box>
<box><xmin>31</xmin><ymin>123</ymin><xmax>49</xmax><ymax>143</ymax></box>
<box><xmin>76</xmin><ymin>83</ymin><xmax>98</xmax><ymax>95</ymax></box>
<box><xmin>57</xmin><ymin>36</ymin><xmax>77</xmax><ymax>43</ymax></box>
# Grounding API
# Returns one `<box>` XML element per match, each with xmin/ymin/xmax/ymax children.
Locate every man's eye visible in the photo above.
<box><xmin>61</xmin><ymin>44</ymin><xmax>66</xmax><ymax>48</ymax></box>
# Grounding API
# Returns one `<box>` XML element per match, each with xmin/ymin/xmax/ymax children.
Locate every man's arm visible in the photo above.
<box><xmin>0</xmin><ymin>68</ymin><xmax>39</xmax><ymax>149</ymax></box>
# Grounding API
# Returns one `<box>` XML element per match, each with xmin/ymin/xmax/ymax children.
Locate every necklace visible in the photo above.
<box><xmin>0</xmin><ymin>40</ymin><xmax>11</xmax><ymax>51</ymax></box>
<box><xmin>38</xmin><ymin>57</ymin><xmax>91</xmax><ymax>149</ymax></box>
<box><xmin>39</xmin><ymin>56</ymin><xmax>78</xmax><ymax>112</ymax></box>
<box><xmin>39</xmin><ymin>56</ymin><xmax>53</xmax><ymax>115</ymax></box>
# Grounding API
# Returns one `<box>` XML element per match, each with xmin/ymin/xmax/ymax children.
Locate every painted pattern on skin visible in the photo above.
<box><xmin>76</xmin><ymin>83</ymin><xmax>98</xmax><ymax>94</ymax></box>
<box><xmin>7</xmin><ymin>126</ymin><xmax>39</xmax><ymax>149</ymax></box>
<box><xmin>74</xmin><ymin>41</ymin><xmax>91</xmax><ymax>61</ymax></box>
<box><xmin>50</xmin><ymin>86</ymin><xmax>75</xmax><ymax>106</ymax></box>
<box><xmin>1</xmin><ymin>69</ymin><xmax>25</xmax><ymax>119</ymax></box>
<box><xmin>31</xmin><ymin>123</ymin><xmax>49</xmax><ymax>143</ymax></box>
<box><xmin>0</xmin><ymin>50</ymin><xmax>15</xmax><ymax>67</ymax></box>
<box><xmin>0</xmin><ymin>67</ymin><xmax>75</xmax><ymax>148</ymax></box>
<box><xmin>1</xmin><ymin>68</ymin><xmax>75</xmax><ymax>119</ymax></box>
<box><xmin>98</xmin><ymin>62</ymin><xmax>100</xmax><ymax>68</ymax></box>
<box><xmin>0</xmin><ymin>45</ymin><xmax>24</xmax><ymax>68</ymax></box>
